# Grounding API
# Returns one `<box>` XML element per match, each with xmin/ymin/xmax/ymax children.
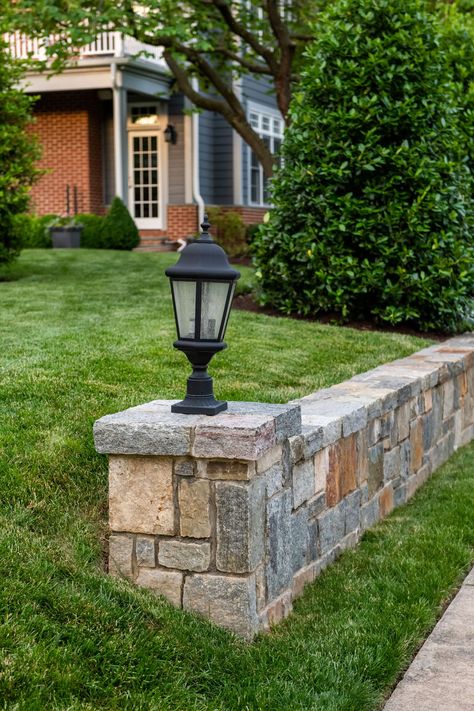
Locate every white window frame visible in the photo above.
<box><xmin>127</xmin><ymin>102</ymin><xmax>168</xmax><ymax>230</ymax></box>
<box><xmin>247</xmin><ymin>101</ymin><xmax>284</xmax><ymax>208</ymax></box>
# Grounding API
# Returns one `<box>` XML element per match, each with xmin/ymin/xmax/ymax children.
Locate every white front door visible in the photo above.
<box><xmin>128</xmin><ymin>131</ymin><xmax>164</xmax><ymax>229</ymax></box>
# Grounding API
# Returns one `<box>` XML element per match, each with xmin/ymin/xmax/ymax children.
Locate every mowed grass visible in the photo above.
<box><xmin>1</xmin><ymin>249</ymin><xmax>472</xmax><ymax>710</ymax></box>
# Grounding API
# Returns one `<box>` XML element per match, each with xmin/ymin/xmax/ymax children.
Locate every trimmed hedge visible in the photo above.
<box><xmin>207</xmin><ymin>208</ymin><xmax>248</xmax><ymax>258</ymax></box>
<box><xmin>12</xmin><ymin>214</ymin><xmax>54</xmax><ymax>248</ymax></box>
<box><xmin>101</xmin><ymin>197</ymin><xmax>139</xmax><ymax>251</ymax></box>
<box><xmin>253</xmin><ymin>0</ymin><xmax>474</xmax><ymax>331</ymax></box>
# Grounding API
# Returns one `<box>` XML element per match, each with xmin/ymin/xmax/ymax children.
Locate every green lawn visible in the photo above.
<box><xmin>1</xmin><ymin>249</ymin><xmax>472</xmax><ymax>710</ymax></box>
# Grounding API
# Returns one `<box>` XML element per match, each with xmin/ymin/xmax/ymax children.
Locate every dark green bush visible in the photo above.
<box><xmin>101</xmin><ymin>197</ymin><xmax>139</xmax><ymax>250</ymax></box>
<box><xmin>207</xmin><ymin>208</ymin><xmax>248</xmax><ymax>258</ymax></box>
<box><xmin>245</xmin><ymin>223</ymin><xmax>263</xmax><ymax>246</ymax></box>
<box><xmin>76</xmin><ymin>213</ymin><xmax>105</xmax><ymax>248</ymax></box>
<box><xmin>0</xmin><ymin>42</ymin><xmax>40</xmax><ymax>265</ymax></box>
<box><xmin>253</xmin><ymin>0</ymin><xmax>474</xmax><ymax>331</ymax></box>
<box><xmin>12</xmin><ymin>214</ymin><xmax>55</xmax><ymax>248</ymax></box>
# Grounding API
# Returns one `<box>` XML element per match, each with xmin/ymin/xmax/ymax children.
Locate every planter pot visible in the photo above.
<box><xmin>50</xmin><ymin>225</ymin><xmax>82</xmax><ymax>249</ymax></box>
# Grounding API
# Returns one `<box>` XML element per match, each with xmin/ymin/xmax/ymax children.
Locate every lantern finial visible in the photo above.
<box><xmin>200</xmin><ymin>213</ymin><xmax>212</xmax><ymax>241</ymax></box>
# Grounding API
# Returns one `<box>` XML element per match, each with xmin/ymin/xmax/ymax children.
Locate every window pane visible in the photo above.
<box><xmin>200</xmin><ymin>282</ymin><xmax>231</xmax><ymax>340</ymax></box>
<box><xmin>143</xmin><ymin>204</ymin><xmax>149</xmax><ymax>218</ymax></box>
<box><xmin>172</xmin><ymin>281</ymin><xmax>197</xmax><ymax>339</ymax></box>
<box><xmin>251</xmin><ymin>168</ymin><xmax>260</xmax><ymax>204</ymax></box>
<box><xmin>151</xmin><ymin>136</ymin><xmax>157</xmax><ymax>151</ymax></box>
<box><xmin>262</xmin><ymin>116</ymin><xmax>270</xmax><ymax>132</ymax></box>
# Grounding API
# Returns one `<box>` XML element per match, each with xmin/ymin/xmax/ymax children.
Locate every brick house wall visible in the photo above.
<box><xmin>29</xmin><ymin>91</ymin><xmax>104</xmax><ymax>216</ymax></box>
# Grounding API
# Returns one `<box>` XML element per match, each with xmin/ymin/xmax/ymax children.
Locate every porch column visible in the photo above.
<box><xmin>112</xmin><ymin>67</ymin><xmax>128</xmax><ymax>206</ymax></box>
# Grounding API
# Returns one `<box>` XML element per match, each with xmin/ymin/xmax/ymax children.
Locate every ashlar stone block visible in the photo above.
<box><xmin>158</xmin><ymin>540</ymin><xmax>211</xmax><ymax>572</ymax></box>
<box><xmin>368</xmin><ymin>442</ymin><xmax>384</xmax><ymax>497</ymax></box>
<box><xmin>318</xmin><ymin>504</ymin><xmax>345</xmax><ymax>555</ymax></box>
<box><xmin>216</xmin><ymin>478</ymin><xmax>265</xmax><ymax>573</ymax></box>
<box><xmin>266</xmin><ymin>489</ymin><xmax>293</xmax><ymax>599</ymax></box>
<box><xmin>136</xmin><ymin>568</ymin><xmax>182</xmax><ymax>607</ymax></box>
<box><xmin>109</xmin><ymin>534</ymin><xmax>134</xmax><ymax>579</ymax></box>
<box><xmin>183</xmin><ymin>573</ymin><xmax>258</xmax><ymax>640</ymax></box>
<box><xmin>179</xmin><ymin>478</ymin><xmax>211</xmax><ymax>539</ymax></box>
<box><xmin>293</xmin><ymin>458</ymin><xmax>315</xmax><ymax>509</ymax></box>
<box><xmin>109</xmin><ymin>455</ymin><xmax>174</xmax><ymax>535</ymax></box>
<box><xmin>136</xmin><ymin>535</ymin><xmax>155</xmax><ymax>567</ymax></box>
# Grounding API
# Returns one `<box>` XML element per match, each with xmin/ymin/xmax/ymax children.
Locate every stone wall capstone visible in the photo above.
<box><xmin>93</xmin><ymin>335</ymin><xmax>474</xmax><ymax>639</ymax></box>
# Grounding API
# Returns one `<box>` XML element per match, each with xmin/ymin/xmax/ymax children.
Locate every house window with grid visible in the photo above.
<box><xmin>248</xmin><ymin>107</ymin><xmax>284</xmax><ymax>206</ymax></box>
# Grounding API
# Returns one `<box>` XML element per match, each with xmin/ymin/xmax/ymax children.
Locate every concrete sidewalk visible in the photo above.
<box><xmin>383</xmin><ymin>567</ymin><xmax>474</xmax><ymax>711</ymax></box>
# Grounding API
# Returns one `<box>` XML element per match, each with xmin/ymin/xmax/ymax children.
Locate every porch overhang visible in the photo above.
<box><xmin>21</xmin><ymin>56</ymin><xmax>172</xmax><ymax>98</ymax></box>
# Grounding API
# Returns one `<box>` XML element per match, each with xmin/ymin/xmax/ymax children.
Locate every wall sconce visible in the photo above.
<box><xmin>164</xmin><ymin>124</ymin><xmax>177</xmax><ymax>145</ymax></box>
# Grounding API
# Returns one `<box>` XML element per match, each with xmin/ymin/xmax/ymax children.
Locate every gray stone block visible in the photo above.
<box><xmin>265</xmin><ymin>463</ymin><xmax>284</xmax><ymax>498</ymax></box>
<box><xmin>384</xmin><ymin>446</ymin><xmax>401</xmax><ymax>483</ymax></box>
<box><xmin>288</xmin><ymin>434</ymin><xmax>304</xmax><ymax>464</ymax></box>
<box><xmin>307</xmin><ymin>491</ymin><xmax>326</xmax><ymax>518</ymax></box>
<box><xmin>308</xmin><ymin>519</ymin><xmax>319</xmax><ymax>562</ymax></box>
<box><xmin>293</xmin><ymin>458</ymin><xmax>315</xmax><ymax>509</ymax></box>
<box><xmin>174</xmin><ymin>458</ymin><xmax>194</xmax><ymax>477</ymax></box>
<box><xmin>342</xmin><ymin>405</ymin><xmax>368</xmax><ymax>436</ymax></box>
<box><xmin>318</xmin><ymin>504</ymin><xmax>345</xmax><ymax>555</ymax></box>
<box><xmin>360</xmin><ymin>497</ymin><xmax>380</xmax><ymax>530</ymax></box>
<box><xmin>301</xmin><ymin>425</ymin><xmax>324</xmax><ymax>458</ymax></box>
<box><xmin>266</xmin><ymin>489</ymin><xmax>293</xmax><ymax>600</ymax></box>
<box><xmin>136</xmin><ymin>536</ymin><xmax>155</xmax><ymax>567</ymax></box>
<box><xmin>368</xmin><ymin>442</ymin><xmax>384</xmax><ymax>497</ymax></box>
<box><xmin>136</xmin><ymin>568</ymin><xmax>183</xmax><ymax>607</ymax></box>
<box><xmin>393</xmin><ymin>483</ymin><xmax>407</xmax><ymax>508</ymax></box>
<box><xmin>344</xmin><ymin>489</ymin><xmax>362</xmax><ymax>534</ymax></box>
<box><xmin>183</xmin><ymin>573</ymin><xmax>258</xmax><ymax>640</ymax></box>
<box><xmin>158</xmin><ymin>540</ymin><xmax>211</xmax><ymax>572</ymax></box>
<box><xmin>109</xmin><ymin>534</ymin><xmax>135</xmax><ymax>579</ymax></box>
<box><xmin>216</xmin><ymin>478</ymin><xmax>265</xmax><ymax>573</ymax></box>
<box><xmin>400</xmin><ymin>439</ymin><xmax>410</xmax><ymax>480</ymax></box>
<box><xmin>291</xmin><ymin>507</ymin><xmax>309</xmax><ymax>573</ymax></box>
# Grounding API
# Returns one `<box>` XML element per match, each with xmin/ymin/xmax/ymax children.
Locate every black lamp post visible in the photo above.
<box><xmin>165</xmin><ymin>214</ymin><xmax>240</xmax><ymax>415</ymax></box>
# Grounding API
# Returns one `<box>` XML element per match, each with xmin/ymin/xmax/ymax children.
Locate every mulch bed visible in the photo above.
<box><xmin>233</xmin><ymin>292</ymin><xmax>448</xmax><ymax>342</ymax></box>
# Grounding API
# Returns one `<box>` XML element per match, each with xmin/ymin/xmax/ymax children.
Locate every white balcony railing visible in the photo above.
<box><xmin>6</xmin><ymin>31</ymin><xmax>164</xmax><ymax>66</ymax></box>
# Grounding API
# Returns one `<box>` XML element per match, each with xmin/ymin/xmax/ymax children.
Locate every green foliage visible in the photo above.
<box><xmin>207</xmin><ymin>207</ymin><xmax>248</xmax><ymax>257</ymax></box>
<box><xmin>245</xmin><ymin>223</ymin><xmax>263</xmax><ymax>246</ymax></box>
<box><xmin>0</xmin><ymin>41</ymin><xmax>40</xmax><ymax>265</ymax></box>
<box><xmin>12</xmin><ymin>213</ymin><xmax>54</xmax><ymax>248</ymax></box>
<box><xmin>253</xmin><ymin>0</ymin><xmax>474</xmax><ymax>331</ymax></box>
<box><xmin>101</xmin><ymin>197</ymin><xmax>139</xmax><ymax>251</ymax></box>
<box><xmin>76</xmin><ymin>213</ymin><xmax>105</xmax><ymax>248</ymax></box>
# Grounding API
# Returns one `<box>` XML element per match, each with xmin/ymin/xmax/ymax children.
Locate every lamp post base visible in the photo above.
<box><xmin>171</xmin><ymin>397</ymin><xmax>227</xmax><ymax>415</ymax></box>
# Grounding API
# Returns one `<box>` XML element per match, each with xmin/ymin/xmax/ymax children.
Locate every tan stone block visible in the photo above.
<box><xmin>397</xmin><ymin>402</ymin><xmax>410</xmax><ymax>442</ymax></box>
<box><xmin>256</xmin><ymin>445</ymin><xmax>283</xmax><ymax>474</ymax></box>
<box><xmin>410</xmin><ymin>419</ymin><xmax>424</xmax><ymax>473</ymax></box>
<box><xmin>292</xmin><ymin>564</ymin><xmax>315</xmax><ymax>601</ymax></box>
<box><xmin>179</xmin><ymin>478</ymin><xmax>211</xmax><ymax>538</ymax></box>
<box><xmin>340</xmin><ymin>434</ymin><xmax>357</xmax><ymax>498</ymax></box>
<box><xmin>266</xmin><ymin>590</ymin><xmax>293</xmax><ymax>627</ymax></box>
<box><xmin>255</xmin><ymin>564</ymin><xmax>266</xmax><ymax>611</ymax></box>
<box><xmin>379</xmin><ymin>485</ymin><xmax>394</xmax><ymax>518</ymax></box>
<box><xmin>326</xmin><ymin>444</ymin><xmax>341</xmax><ymax>507</ymax></box>
<box><xmin>109</xmin><ymin>455</ymin><xmax>174</xmax><ymax>535</ymax></box>
<box><xmin>458</xmin><ymin>372</ymin><xmax>468</xmax><ymax>399</ymax></box>
<box><xmin>203</xmin><ymin>459</ymin><xmax>255</xmax><ymax>480</ymax></box>
<box><xmin>424</xmin><ymin>389</ymin><xmax>433</xmax><ymax>412</ymax></box>
<box><xmin>314</xmin><ymin>447</ymin><xmax>329</xmax><ymax>493</ymax></box>
<box><xmin>136</xmin><ymin>568</ymin><xmax>183</xmax><ymax>607</ymax></box>
<box><xmin>108</xmin><ymin>534</ymin><xmax>135</xmax><ymax>579</ymax></box>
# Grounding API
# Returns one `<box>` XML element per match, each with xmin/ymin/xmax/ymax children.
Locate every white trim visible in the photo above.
<box><xmin>191</xmin><ymin>79</ymin><xmax>205</xmax><ymax>226</ymax></box>
<box><xmin>232</xmin><ymin>78</ymin><xmax>243</xmax><ymax>205</ymax></box>
<box><xmin>246</xmin><ymin>101</ymin><xmax>284</xmax><ymax>208</ymax></box>
<box><xmin>112</xmin><ymin>65</ymin><xmax>128</xmax><ymax>204</ymax></box>
<box><xmin>128</xmin><ymin>126</ymin><xmax>166</xmax><ymax>230</ymax></box>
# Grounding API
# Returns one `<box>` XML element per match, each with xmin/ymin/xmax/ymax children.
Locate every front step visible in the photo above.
<box><xmin>134</xmin><ymin>237</ymin><xmax>179</xmax><ymax>253</ymax></box>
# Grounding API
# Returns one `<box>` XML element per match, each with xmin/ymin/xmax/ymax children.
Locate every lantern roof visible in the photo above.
<box><xmin>165</xmin><ymin>216</ymin><xmax>241</xmax><ymax>282</ymax></box>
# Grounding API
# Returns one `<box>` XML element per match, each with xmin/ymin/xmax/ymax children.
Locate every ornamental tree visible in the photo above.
<box><xmin>252</xmin><ymin>0</ymin><xmax>474</xmax><ymax>331</ymax></box>
<box><xmin>7</xmin><ymin>0</ymin><xmax>321</xmax><ymax>177</ymax></box>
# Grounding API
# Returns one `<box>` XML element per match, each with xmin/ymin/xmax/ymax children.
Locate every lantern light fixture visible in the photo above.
<box><xmin>164</xmin><ymin>124</ymin><xmax>177</xmax><ymax>144</ymax></box>
<box><xmin>165</xmin><ymin>214</ymin><xmax>240</xmax><ymax>415</ymax></box>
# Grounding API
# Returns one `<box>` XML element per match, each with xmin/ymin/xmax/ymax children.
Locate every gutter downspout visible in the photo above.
<box><xmin>191</xmin><ymin>78</ymin><xmax>205</xmax><ymax>228</ymax></box>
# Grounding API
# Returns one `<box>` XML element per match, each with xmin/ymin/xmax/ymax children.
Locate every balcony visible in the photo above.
<box><xmin>7</xmin><ymin>31</ymin><xmax>165</xmax><ymax>67</ymax></box>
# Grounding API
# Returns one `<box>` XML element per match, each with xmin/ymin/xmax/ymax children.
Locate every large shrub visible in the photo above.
<box><xmin>101</xmin><ymin>197</ymin><xmax>139</xmax><ymax>250</ymax></box>
<box><xmin>253</xmin><ymin>0</ymin><xmax>474</xmax><ymax>331</ymax></box>
<box><xmin>12</xmin><ymin>214</ymin><xmax>55</xmax><ymax>248</ymax></box>
<box><xmin>207</xmin><ymin>207</ymin><xmax>248</xmax><ymax>257</ymax></box>
<box><xmin>0</xmin><ymin>42</ymin><xmax>40</xmax><ymax>265</ymax></box>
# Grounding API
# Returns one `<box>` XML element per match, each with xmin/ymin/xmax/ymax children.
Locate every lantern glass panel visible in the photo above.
<box><xmin>172</xmin><ymin>280</ymin><xmax>197</xmax><ymax>339</ymax></box>
<box><xmin>200</xmin><ymin>281</ymin><xmax>233</xmax><ymax>340</ymax></box>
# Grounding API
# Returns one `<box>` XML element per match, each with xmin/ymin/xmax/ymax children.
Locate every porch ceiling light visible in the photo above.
<box><xmin>165</xmin><ymin>214</ymin><xmax>240</xmax><ymax>415</ymax></box>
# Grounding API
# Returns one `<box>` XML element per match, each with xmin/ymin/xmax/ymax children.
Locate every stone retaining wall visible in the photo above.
<box><xmin>93</xmin><ymin>335</ymin><xmax>474</xmax><ymax>639</ymax></box>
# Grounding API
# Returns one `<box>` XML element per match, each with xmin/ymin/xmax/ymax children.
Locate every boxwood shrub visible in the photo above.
<box><xmin>252</xmin><ymin>0</ymin><xmax>474</xmax><ymax>331</ymax></box>
<box><xmin>101</xmin><ymin>197</ymin><xmax>139</xmax><ymax>250</ymax></box>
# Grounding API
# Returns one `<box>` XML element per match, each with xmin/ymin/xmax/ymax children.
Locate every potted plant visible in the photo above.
<box><xmin>47</xmin><ymin>215</ymin><xmax>83</xmax><ymax>248</ymax></box>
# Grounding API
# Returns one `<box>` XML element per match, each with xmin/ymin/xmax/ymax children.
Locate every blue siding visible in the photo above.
<box><xmin>199</xmin><ymin>111</ymin><xmax>234</xmax><ymax>205</ymax></box>
<box><xmin>168</xmin><ymin>94</ymin><xmax>186</xmax><ymax>204</ymax></box>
